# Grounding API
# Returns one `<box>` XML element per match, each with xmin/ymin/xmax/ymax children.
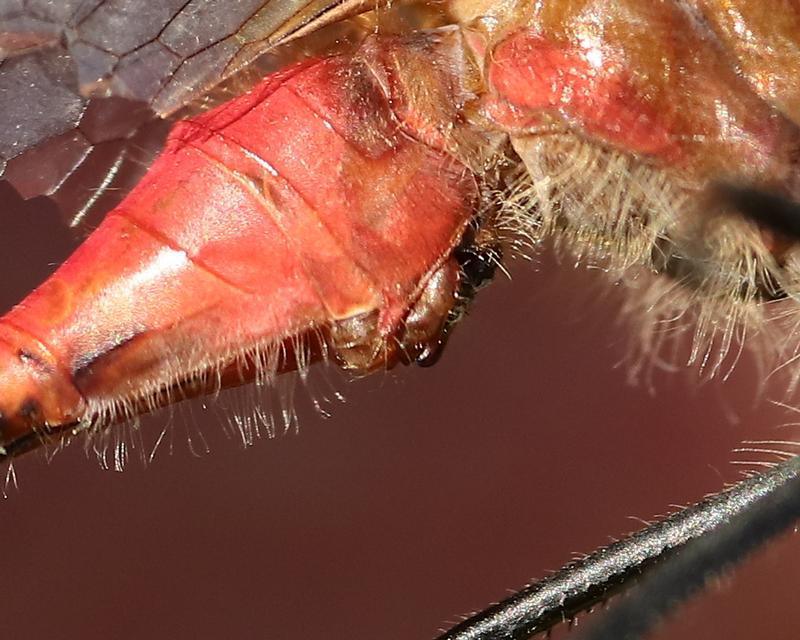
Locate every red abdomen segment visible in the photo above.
<box><xmin>484</xmin><ymin>31</ymin><xmax>681</xmax><ymax>162</ymax></box>
<box><xmin>481</xmin><ymin>23</ymin><xmax>800</xmax><ymax>185</ymax></box>
<box><xmin>0</xmin><ymin>39</ymin><xmax>477</xmax><ymax>453</ymax></box>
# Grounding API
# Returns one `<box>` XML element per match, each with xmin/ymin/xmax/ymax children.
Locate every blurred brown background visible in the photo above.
<box><xmin>1</xmin><ymin>182</ymin><xmax>799</xmax><ymax>640</ymax></box>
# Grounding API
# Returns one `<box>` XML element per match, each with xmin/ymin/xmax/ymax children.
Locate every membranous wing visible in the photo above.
<box><xmin>0</xmin><ymin>0</ymin><xmax>376</xmax><ymax>223</ymax></box>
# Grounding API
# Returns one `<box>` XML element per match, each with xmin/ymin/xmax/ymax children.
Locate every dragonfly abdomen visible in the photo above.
<box><xmin>0</xmin><ymin>33</ymin><xmax>484</xmax><ymax>456</ymax></box>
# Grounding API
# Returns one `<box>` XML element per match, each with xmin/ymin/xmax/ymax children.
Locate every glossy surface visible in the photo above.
<box><xmin>3</xmin><ymin>0</ymin><xmax>800</xmax><ymax>485</ymax></box>
<box><xmin>694</xmin><ymin>0</ymin><xmax>800</xmax><ymax>125</ymax></box>
<box><xmin>0</xmin><ymin>34</ymin><xmax>477</xmax><ymax>451</ymax></box>
<box><xmin>4</xmin><ymin>1</ymin><xmax>800</xmax><ymax>639</ymax></box>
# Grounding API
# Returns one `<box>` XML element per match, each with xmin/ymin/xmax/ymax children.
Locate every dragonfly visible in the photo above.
<box><xmin>1</xmin><ymin>3</ymin><xmax>791</xmax><ymax>640</ymax></box>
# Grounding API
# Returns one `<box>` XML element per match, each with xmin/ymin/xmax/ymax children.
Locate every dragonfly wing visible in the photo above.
<box><xmin>0</xmin><ymin>0</ymin><xmax>372</xmax><ymax>223</ymax></box>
